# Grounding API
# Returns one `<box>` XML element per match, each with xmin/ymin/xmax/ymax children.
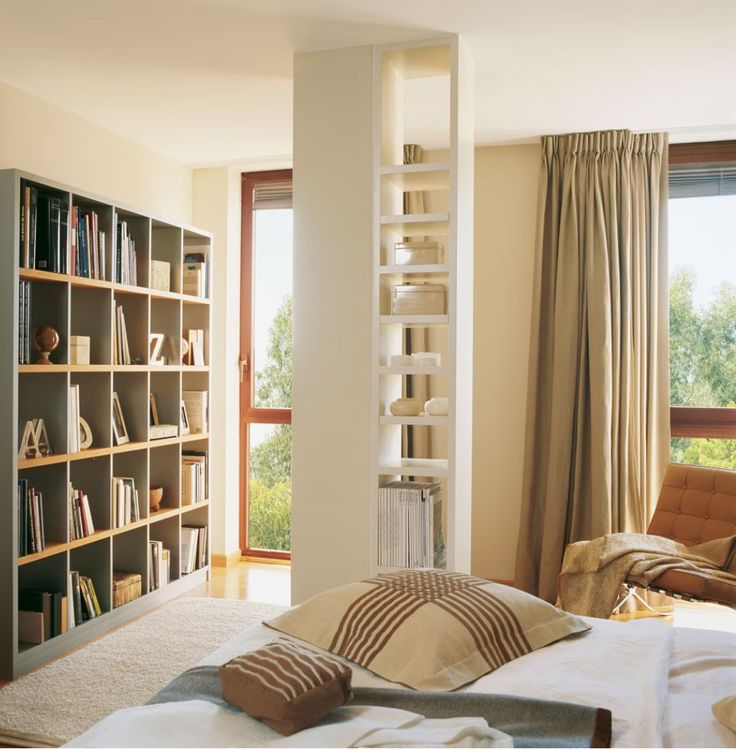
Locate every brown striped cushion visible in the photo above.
<box><xmin>219</xmin><ymin>639</ymin><xmax>352</xmax><ymax>735</ymax></box>
<box><xmin>266</xmin><ymin>570</ymin><xmax>590</xmax><ymax>691</ymax></box>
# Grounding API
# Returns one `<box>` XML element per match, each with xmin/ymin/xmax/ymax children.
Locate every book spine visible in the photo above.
<box><xmin>50</xmin><ymin>198</ymin><xmax>60</xmax><ymax>273</ymax></box>
<box><xmin>60</xmin><ymin>202</ymin><xmax>69</xmax><ymax>275</ymax></box>
<box><xmin>29</xmin><ymin>187</ymin><xmax>37</xmax><ymax>269</ymax></box>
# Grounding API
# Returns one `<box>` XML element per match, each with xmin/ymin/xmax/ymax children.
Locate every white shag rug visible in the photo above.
<box><xmin>0</xmin><ymin>597</ymin><xmax>286</xmax><ymax>747</ymax></box>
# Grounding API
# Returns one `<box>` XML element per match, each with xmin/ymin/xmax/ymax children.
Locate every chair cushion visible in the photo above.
<box><xmin>648</xmin><ymin>569</ymin><xmax>736</xmax><ymax>606</ymax></box>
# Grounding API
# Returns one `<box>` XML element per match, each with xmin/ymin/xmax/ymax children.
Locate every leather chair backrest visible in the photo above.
<box><xmin>648</xmin><ymin>463</ymin><xmax>736</xmax><ymax>545</ymax></box>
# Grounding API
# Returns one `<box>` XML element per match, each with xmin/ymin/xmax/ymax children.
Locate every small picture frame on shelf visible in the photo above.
<box><xmin>112</xmin><ymin>392</ymin><xmax>130</xmax><ymax>445</ymax></box>
<box><xmin>180</xmin><ymin>400</ymin><xmax>190</xmax><ymax>436</ymax></box>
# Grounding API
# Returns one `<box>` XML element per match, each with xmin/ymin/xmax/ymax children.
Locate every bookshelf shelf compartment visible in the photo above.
<box><xmin>5</xmin><ymin>168</ymin><xmax>212</xmax><ymax>679</ymax></box>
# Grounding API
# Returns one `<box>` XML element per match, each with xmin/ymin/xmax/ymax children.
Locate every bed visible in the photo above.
<box><xmin>66</xmin><ymin>613</ymin><xmax>736</xmax><ymax>748</ymax></box>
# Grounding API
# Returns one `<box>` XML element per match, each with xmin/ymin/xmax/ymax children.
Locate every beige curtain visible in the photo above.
<box><xmin>514</xmin><ymin>130</ymin><xmax>670</xmax><ymax>603</ymax></box>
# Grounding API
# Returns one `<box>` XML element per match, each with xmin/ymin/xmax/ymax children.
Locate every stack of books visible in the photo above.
<box><xmin>115</xmin><ymin>220</ymin><xmax>138</xmax><ymax>285</ymax></box>
<box><xmin>18</xmin><ymin>589</ymin><xmax>68</xmax><ymax>644</ymax></box>
<box><xmin>68</xmin><ymin>384</ymin><xmax>81</xmax><ymax>452</ymax></box>
<box><xmin>182</xmin><ymin>390</ymin><xmax>208</xmax><ymax>433</ymax></box>
<box><xmin>71</xmin><ymin>207</ymin><xmax>106</xmax><ymax>279</ymax></box>
<box><xmin>17</xmin><ymin>280</ymin><xmax>31</xmax><ymax>363</ymax></box>
<box><xmin>68</xmin><ymin>570</ymin><xmax>102</xmax><ymax>624</ymax></box>
<box><xmin>181</xmin><ymin>452</ymin><xmax>207</xmax><ymax>504</ymax></box>
<box><xmin>377</xmin><ymin>481</ymin><xmax>442</xmax><ymax>569</ymax></box>
<box><xmin>68</xmin><ymin>484</ymin><xmax>95</xmax><ymax>540</ymax></box>
<box><xmin>181</xmin><ymin>525</ymin><xmax>208</xmax><ymax>574</ymax></box>
<box><xmin>148</xmin><ymin>541</ymin><xmax>171</xmax><ymax>591</ymax></box>
<box><xmin>182</xmin><ymin>248</ymin><xmax>209</xmax><ymax>298</ymax></box>
<box><xmin>17</xmin><ymin>479</ymin><xmax>45</xmax><ymax>556</ymax></box>
<box><xmin>113</xmin><ymin>302</ymin><xmax>132</xmax><ymax>364</ymax></box>
<box><xmin>112</xmin><ymin>477</ymin><xmax>141</xmax><ymax>527</ymax></box>
<box><xmin>19</xmin><ymin>184</ymin><xmax>69</xmax><ymax>273</ymax></box>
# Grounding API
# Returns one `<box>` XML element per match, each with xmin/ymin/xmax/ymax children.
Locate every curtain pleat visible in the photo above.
<box><xmin>515</xmin><ymin>130</ymin><xmax>670</xmax><ymax>603</ymax></box>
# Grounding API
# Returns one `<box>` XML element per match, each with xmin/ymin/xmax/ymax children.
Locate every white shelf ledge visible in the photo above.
<box><xmin>378</xmin><ymin>458</ymin><xmax>449</xmax><ymax>477</ymax></box>
<box><xmin>380</xmin><ymin>162</ymin><xmax>450</xmax><ymax>175</ymax></box>
<box><xmin>378</xmin><ymin>366</ymin><xmax>447</xmax><ymax>375</ymax></box>
<box><xmin>379</xmin><ymin>264</ymin><xmax>449</xmax><ymax>275</ymax></box>
<box><xmin>379</xmin><ymin>315</ymin><xmax>448</xmax><ymax>326</ymax></box>
<box><xmin>379</xmin><ymin>415</ymin><xmax>449</xmax><ymax>425</ymax></box>
<box><xmin>380</xmin><ymin>213</ymin><xmax>450</xmax><ymax>237</ymax></box>
<box><xmin>379</xmin><ymin>164</ymin><xmax>450</xmax><ymax>192</ymax></box>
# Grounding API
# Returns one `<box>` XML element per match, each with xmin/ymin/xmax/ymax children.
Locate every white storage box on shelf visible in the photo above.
<box><xmin>394</xmin><ymin>240</ymin><xmax>443</xmax><ymax>266</ymax></box>
<box><xmin>391</xmin><ymin>283</ymin><xmax>447</xmax><ymax>316</ymax></box>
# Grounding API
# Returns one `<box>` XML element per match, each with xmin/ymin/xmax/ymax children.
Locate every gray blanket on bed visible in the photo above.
<box><xmin>147</xmin><ymin>666</ymin><xmax>611</xmax><ymax>748</ymax></box>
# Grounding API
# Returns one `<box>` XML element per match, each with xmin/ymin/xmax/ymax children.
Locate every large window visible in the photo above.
<box><xmin>240</xmin><ymin>171</ymin><xmax>292</xmax><ymax>557</ymax></box>
<box><xmin>669</xmin><ymin>142</ymin><xmax>736</xmax><ymax>467</ymax></box>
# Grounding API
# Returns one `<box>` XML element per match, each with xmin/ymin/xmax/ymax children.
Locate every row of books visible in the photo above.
<box><xmin>68</xmin><ymin>383</ymin><xmax>81</xmax><ymax>452</ymax></box>
<box><xmin>19</xmin><ymin>185</ymin><xmax>68</xmax><ymax>272</ymax></box>
<box><xmin>113</xmin><ymin>477</ymin><xmax>141</xmax><ymax>528</ymax></box>
<box><xmin>69</xmin><ymin>485</ymin><xmax>96</xmax><ymax>541</ymax></box>
<box><xmin>149</xmin><ymin>541</ymin><xmax>171</xmax><ymax>591</ymax></box>
<box><xmin>377</xmin><ymin>481</ymin><xmax>442</xmax><ymax>569</ymax></box>
<box><xmin>18</xmin><ymin>571</ymin><xmax>102</xmax><ymax>645</ymax></box>
<box><xmin>71</xmin><ymin>206</ymin><xmax>106</xmax><ymax>280</ymax></box>
<box><xmin>17</xmin><ymin>280</ymin><xmax>32</xmax><ymax>363</ymax></box>
<box><xmin>115</xmin><ymin>220</ymin><xmax>138</xmax><ymax>285</ymax></box>
<box><xmin>183</xmin><ymin>249</ymin><xmax>209</xmax><ymax>298</ymax></box>
<box><xmin>183</xmin><ymin>390</ymin><xmax>208</xmax><ymax>433</ymax></box>
<box><xmin>113</xmin><ymin>302</ymin><xmax>132</xmax><ymax>365</ymax></box>
<box><xmin>181</xmin><ymin>525</ymin><xmax>207</xmax><ymax>574</ymax></box>
<box><xmin>18</xmin><ymin>480</ymin><xmax>45</xmax><ymax>556</ymax></box>
<box><xmin>182</xmin><ymin>452</ymin><xmax>207</xmax><ymax>504</ymax></box>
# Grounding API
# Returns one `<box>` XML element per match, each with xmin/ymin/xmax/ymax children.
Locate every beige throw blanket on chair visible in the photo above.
<box><xmin>558</xmin><ymin>533</ymin><xmax>736</xmax><ymax>618</ymax></box>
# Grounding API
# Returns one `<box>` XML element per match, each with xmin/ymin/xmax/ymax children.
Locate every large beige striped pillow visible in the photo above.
<box><xmin>265</xmin><ymin>570</ymin><xmax>590</xmax><ymax>691</ymax></box>
<box><xmin>220</xmin><ymin>638</ymin><xmax>352</xmax><ymax>735</ymax></box>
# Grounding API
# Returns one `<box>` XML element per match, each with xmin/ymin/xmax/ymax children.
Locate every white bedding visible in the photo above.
<box><xmin>67</xmin><ymin>616</ymin><xmax>736</xmax><ymax>748</ymax></box>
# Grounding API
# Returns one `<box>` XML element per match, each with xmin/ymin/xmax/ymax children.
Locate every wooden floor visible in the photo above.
<box><xmin>185</xmin><ymin>560</ymin><xmax>292</xmax><ymax>606</ymax></box>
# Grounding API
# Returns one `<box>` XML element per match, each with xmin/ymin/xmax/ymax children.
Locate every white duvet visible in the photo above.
<box><xmin>67</xmin><ymin>617</ymin><xmax>736</xmax><ymax>748</ymax></box>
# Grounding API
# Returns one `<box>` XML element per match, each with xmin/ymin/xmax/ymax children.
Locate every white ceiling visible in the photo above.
<box><xmin>1</xmin><ymin>0</ymin><xmax>734</xmax><ymax>165</ymax></box>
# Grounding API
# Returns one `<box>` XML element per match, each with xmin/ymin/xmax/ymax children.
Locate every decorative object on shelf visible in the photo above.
<box><xmin>151</xmin><ymin>260</ymin><xmax>171</xmax><ymax>292</ymax></box>
<box><xmin>411</xmin><ymin>352</ymin><xmax>442</xmax><ymax>367</ymax></box>
<box><xmin>33</xmin><ymin>325</ymin><xmax>59</xmax><ymax>365</ymax></box>
<box><xmin>424</xmin><ymin>397</ymin><xmax>449</xmax><ymax>416</ymax></box>
<box><xmin>69</xmin><ymin>336</ymin><xmax>90</xmax><ymax>365</ymax></box>
<box><xmin>149</xmin><ymin>394</ymin><xmax>160</xmax><ymax>426</ymax></box>
<box><xmin>182</xmin><ymin>390</ymin><xmax>208</xmax><ymax>433</ymax></box>
<box><xmin>79</xmin><ymin>417</ymin><xmax>93</xmax><ymax>449</ymax></box>
<box><xmin>112</xmin><ymin>572</ymin><xmax>142</xmax><ymax>609</ymax></box>
<box><xmin>183</xmin><ymin>247</ymin><xmax>209</xmax><ymax>298</ymax></box>
<box><xmin>391</xmin><ymin>283</ymin><xmax>447</xmax><ymax>316</ymax></box>
<box><xmin>149</xmin><ymin>333</ymin><xmax>166</xmax><ymax>366</ymax></box>
<box><xmin>186</xmin><ymin>329</ymin><xmax>205</xmax><ymax>366</ymax></box>
<box><xmin>149</xmin><ymin>487</ymin><xmax>164</xmax><ymax>512</ymax></box>
<box><xmin>18</xmin><ymin>419</ymin><xmax>52</xmax><ymax>459</ymax></box>
<box><xmin>394</xmin><ymin>240</ymin><xmax>443</xmax><ymax>266</ymax></box>
<box><xmin>389</xmin><ymin>354</ymin><xmax>414</xmax><ymax>366</ymax></box>
<box><xmin>111</xmin><ymin>392</ymin><xmax>129</xmax><ymax>445</ymax></box>
<box><xmin>179</xmin><ymin>337</ymin><xmax>189</xmax><ymax>364</ymax></box>
<box><xmin>389</xmin><ymin>398</ymin><xmax>423</xmax><ymax>417</ymax></box>
<box><xmin>149</xmin><ymin>424</ymin><xmax>178</xmax><ymax>440</ymax></box>
<box><xmin>180</xmin><ymin>400</ymin><xmax>190</xmax><ymax>436</ymax></box>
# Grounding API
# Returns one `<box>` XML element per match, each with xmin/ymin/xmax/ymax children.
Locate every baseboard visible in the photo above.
<box><xmin>211</xmin><ymin>550</ymin><xmax>242</xmax><ymax>567</ymax></box>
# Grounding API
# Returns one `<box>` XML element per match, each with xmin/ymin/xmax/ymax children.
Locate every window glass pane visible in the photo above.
<box><xmin>671</xmin><ymin>437</ymin><xmax>736</xmax><ymax>470</ymax></box>
<box><xmin>253</xmin><ymin>208</ymin><xmax>293</xmax><ymax>408</ymax></box>
<box><xmin>248</xmin><ymin>423</ymin><xmax>291</xmax><ymax>552</ymax></box>
<box><xmin>670</xmin><ymin>195</ymin><xmax>736</xmax><ymax>407</ymax></box>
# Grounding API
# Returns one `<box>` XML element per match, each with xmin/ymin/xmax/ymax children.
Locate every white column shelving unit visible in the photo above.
<box><xmin>370</xmin><ymin>37</ymin><xmax>474</xmax><ymax>574</ymax></box>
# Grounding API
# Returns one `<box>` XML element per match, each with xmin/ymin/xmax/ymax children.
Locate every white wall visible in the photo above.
<box><xmin>471</xmin><ymin>144</ymin><xmax>539</xmax><ymax>582</ymax></box>
<box><xmin>0</xmin><ymin>80</ymin><xmax>191</xmax><ymax>223</ymax></box>
<box><xmin>191</xmin><ymin>167</ymin><xmax>242</xmax><ymax>558</ymax></box>
<box><xmin>291</xmin><ymin>45</ymin><xmax>374</xmax><ymax>602</ymax></box>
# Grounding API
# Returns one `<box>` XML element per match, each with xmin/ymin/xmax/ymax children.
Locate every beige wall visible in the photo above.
<box><xmin>191</xmin><ymin>167</ymin><xmax>242</xmax><ymax>558</ymax></box>
<box><xmin>0</xmin><ymin>80</ymin><xmax>191</xmax><ymax>223</ymax></box>
<box><xmin>471</xmin><ymin>144</ymin><xmax>540</xmax><ymax>582</ymax></box>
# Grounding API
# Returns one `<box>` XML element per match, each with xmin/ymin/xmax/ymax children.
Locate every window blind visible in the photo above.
<box><xmin>669</xmin><ymin>164</ymin><xmax>736</xmax><ymax>198</ymax></box>
<box><xmin>253</xmin><ymin>180</ymin><xmax>293</xmax><ymax>210</ymax></box>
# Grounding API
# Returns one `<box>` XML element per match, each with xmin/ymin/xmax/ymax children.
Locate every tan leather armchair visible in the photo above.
<box><xmin>632</xmin><ymin>463</ymin><xmax>736</xmax><ymax>606</ymax></box>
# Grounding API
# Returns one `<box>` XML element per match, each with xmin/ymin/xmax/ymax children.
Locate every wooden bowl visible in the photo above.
<box><xmin>149</xmin><ymin>487</ymin><xmax>164</xmax><ymax>512</ymax></box>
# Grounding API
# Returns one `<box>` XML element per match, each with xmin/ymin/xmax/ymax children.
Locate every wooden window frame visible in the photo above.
<box><xmin>669</xmin><ymin>140</ymin><xmax>736</xmax><ymax>440</ymax></box>
<box><xmin>240</xmin><ymin>169</ymin><xmax>293</xmax><ymax>560</ymax></box>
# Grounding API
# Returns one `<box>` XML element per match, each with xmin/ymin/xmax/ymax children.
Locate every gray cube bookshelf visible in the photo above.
<box><xmin>0</xmin><ymin>169</ymin><xmax>213</xmax><ymax>679</ymax></box>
